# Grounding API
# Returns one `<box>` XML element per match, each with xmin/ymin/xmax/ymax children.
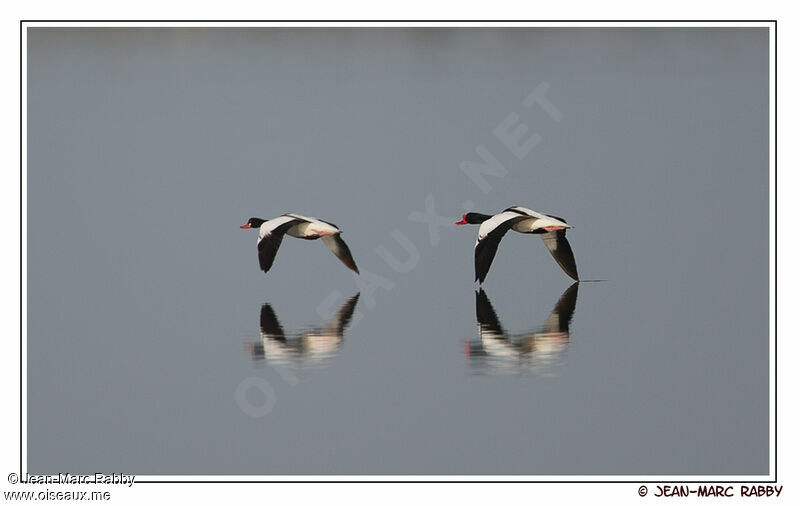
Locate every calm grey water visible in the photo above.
<box><xmin>27</xmin><ymin>27</ymin><xmax>769</xmax><ymax>475</ymax></box>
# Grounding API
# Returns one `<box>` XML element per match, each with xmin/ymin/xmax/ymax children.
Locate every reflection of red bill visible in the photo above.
<box><xmin>543</xmin><ymin>226</ymin><xmax>567</xmax><ymax>232</ymax></box>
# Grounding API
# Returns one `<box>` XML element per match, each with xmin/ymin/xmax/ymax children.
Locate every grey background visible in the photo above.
<box><xmin>27</xmin><ymin>27</ymin><xmax>769</xmax><ymax>475</ymax></box>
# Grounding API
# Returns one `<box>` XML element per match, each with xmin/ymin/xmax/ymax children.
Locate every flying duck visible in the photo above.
<box><xmin>456</xmin><ymin>206</ymin><xmax>579</xmax><ymax>283</ymax></box>
<box><xmin>240</xmin><ymin>213</ymin><xmax>359</xmax><ymax>275</ymax></box>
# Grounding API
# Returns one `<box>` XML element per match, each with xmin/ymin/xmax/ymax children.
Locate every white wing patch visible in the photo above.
<box><xmin>258</xmin><ymin>215</ymin><xmax>302</xmax><ymax>242</ymax></box>
<box><xmin>477</xmin><ymin>211</ymin><xmax>524</xmax><ymax>242</ymax></box>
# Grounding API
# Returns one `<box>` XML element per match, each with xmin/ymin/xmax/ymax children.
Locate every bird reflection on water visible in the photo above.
<box><xmin>465</xmin><ymin>283</ymin><xmax>579</xmax><ymax>376</ymax></box>
<box><xmin>246</xmin><ymin>293</ymin><xmax>360</xmax><ymax>371</ymax></box>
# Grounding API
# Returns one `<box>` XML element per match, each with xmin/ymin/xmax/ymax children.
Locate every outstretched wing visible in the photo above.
<box><xmin>474</xmin><ymin>212</ymin><xmax>527</xmax><ymax>283</ymax></box>
<box><xmin>541</xmin><ymin>230</ymin><xmax>579</xmax><ymax>281</ymax></box>
<box><xmin>257</xmin><ymin>216</ymin><xmax>303</xmax><ymax>273</ymax></box>
<box><xmin>321</xmin><ymin>234</ymin><xmax>360</xmax><ymax>274</ymax></box>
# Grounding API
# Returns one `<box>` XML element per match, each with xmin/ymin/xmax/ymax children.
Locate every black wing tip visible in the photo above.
<box><xmin>564</xmin><ymin>261</ymin><xmax>579</xmax><ymax>281</ymax></box>
<box><xmin>328</xmin><ymin>234</ymin><xmax>360</xmax><ymax>275</ymax></box>
<box><xmin>343</xmin><ymin>256</ymin><xmax>360</xmax><ymax>275</ymax></box>
<box><xmin>258</xmin><ymin>252</ymin><xmax>275</xmax><ymax>274</ymax></box>
<box><xmin>475</xmin><ymin>259</ymin><xmax>490</xmax><ymax>283</ymax></box>
<box><xmin>474</xmin><ymin>250</ymin><xmax>488</xmax><ymax>284</ymax></box>
<box><xmin>557</xmin><ymin>266</ymin><xmax>579</xmax><ymax>281</ymax></box>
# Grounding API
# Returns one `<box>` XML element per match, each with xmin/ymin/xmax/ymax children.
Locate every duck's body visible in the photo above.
<box><xmin>241</xmin><ymin>214</ymin><xmax>359</xmax><ymax>275</ymax></box>
<box><xmin>456</xmin><ymin>206</ymin><xmax>579</xmax><ymax>283</ymax></box>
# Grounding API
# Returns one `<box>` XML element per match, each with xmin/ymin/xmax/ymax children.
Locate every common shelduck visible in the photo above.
<box><xmin>456</xmin><ymin>206</ymin><xmax>579</xmax><ymax>283</ymax></box>
<box><xmin>240</xmin><ymin>214</ymin><xmax>360</xmax><ymax>275</ymax></box>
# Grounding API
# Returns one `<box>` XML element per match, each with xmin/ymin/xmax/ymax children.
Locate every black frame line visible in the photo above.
<box><xmin>19</xmin><ymin>19</ymin><xmax>778</xmax><ymax>485</ymax></box>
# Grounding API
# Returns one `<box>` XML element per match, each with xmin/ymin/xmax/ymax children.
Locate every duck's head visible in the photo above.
<box><xmin>240</xmin><ymin>217</ymin><xmax>266</xmax><ymax>229</ymax></box>
<box><xmin>455</xmin><ymin>212</ymin><xmax>492</xmax><ymax>225</ymax></box>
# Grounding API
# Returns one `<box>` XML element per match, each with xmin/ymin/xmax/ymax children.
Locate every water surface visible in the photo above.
<box><xmin>27</xmin><ymin>27</ymin><xmax>769</xmax><ymax>475</ymax></box>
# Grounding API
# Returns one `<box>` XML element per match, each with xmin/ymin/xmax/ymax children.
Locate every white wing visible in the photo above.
<box><xmin>476</xmin><ymin>211</ymin><xmax>525</xmax><ymax>242</ymax></box>
<box><xmin>258</xmin><ymin>215</ymin><xmax>304</xmax><ymax>242</ymax></box>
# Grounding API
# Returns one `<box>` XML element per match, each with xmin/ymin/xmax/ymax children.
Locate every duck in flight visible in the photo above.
<box><xmin>456</xmin><ymin>206</ymin><xmax>579</xmax><ymax>283</ymax></box>
<box><xmin>240</xmin><ymin>214</ymin><xmax>360</xmax><ymax>275</ymax></box>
